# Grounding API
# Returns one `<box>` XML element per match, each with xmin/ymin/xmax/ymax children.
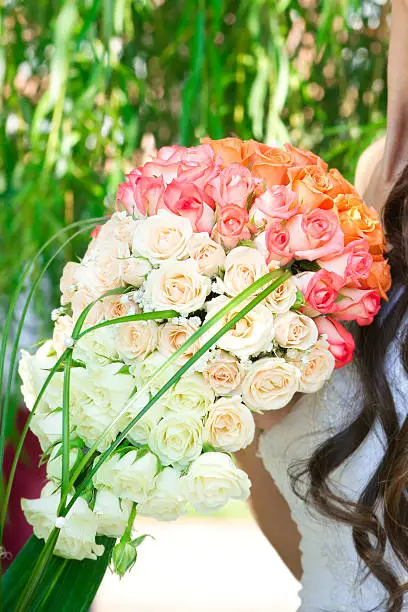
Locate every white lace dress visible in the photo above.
<box><xmin>259</xmin><ymin>329</ymin><xmax>408</xmax><ymax>611</ymax></box>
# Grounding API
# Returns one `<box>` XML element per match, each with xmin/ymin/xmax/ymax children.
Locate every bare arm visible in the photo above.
<box><xmin>236</xmin><ymin>402</ymin><xmax>302</xmax><ymax>580</ymax></box>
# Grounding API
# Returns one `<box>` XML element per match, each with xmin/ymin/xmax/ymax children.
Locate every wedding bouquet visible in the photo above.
<box><xmin>1</xmin><ymin>137</ymin><xmax>390</xmax><ymax>611</ymax></box>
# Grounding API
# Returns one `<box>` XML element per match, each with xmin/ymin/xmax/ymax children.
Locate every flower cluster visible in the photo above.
<box><xmin>19</xmin><ymin>137</ymin><xmax>390</xmax><ymax>566</ymax></box>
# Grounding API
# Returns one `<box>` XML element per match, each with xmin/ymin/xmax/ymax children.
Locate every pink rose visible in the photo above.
<box><xmin>333</xmin><ymin>287</ymin><xmax>381</xmax><ymax>326</ymax></box>
<box><xmin>287</xmin><ymin>209</ymin><xmax>344</xmax><ymax>261</ymax></box>
<box><xmin>212</xmin><ymin>204</ymin><xmax>251</xmax><ymax>250</ymax></box>
<box><xmin>294</xmin><ymin>270</ymin><xmax>344</xmax><ymax>315</ymax></box>
<box><xmin>318</xmin><ymin>239</ymin><xmax>373</xmax><ymax>288</ymax></box>
<box><xmin>142</xmin><ymin>144</ymin><xmax>221</xmax><ymax>189</ymax></box>
<box><xmin>265</xmin><ymin>222</ymin><xmax>293</xmax><ymax>265</ymax></box>
<box><xmin>208</xmin><ymin>163</ymin><xmax>254</xmax><ymax>208</ymax></box>
<box><xmin>163</xmin><ymin>181</ymin><xmax>215</xmax><ymax>233</ymax></box>
<box><xmin>315</xmin><ymin>316</ymin><xmax>355</xmax><ymax>369</ymax></box>
<box><xmin>249</xmin><ymin>186</ymin><xmax>298</xmax><ymax>229</ymax></box>
<box><xmin>116</xmin><ymin>172</ymin><xmax>165</xmax><ymax>216</ymax></box>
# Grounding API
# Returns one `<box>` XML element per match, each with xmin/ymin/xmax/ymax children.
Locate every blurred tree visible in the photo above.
<box><xmin>0</xmin><ymin>0</ymin><xmax>389</xmax><ymax>307</ymax></box>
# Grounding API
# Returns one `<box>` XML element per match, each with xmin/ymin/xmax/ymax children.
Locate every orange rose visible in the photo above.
<box><xmin>283</xmin><ymin>143</ymin><xmax>328</xmax><ymax>170</ymax></box>
<box><xmin>361</xmin><ymin>256</ymin><xmax>392</xmax><ymax>300</ymax></box>
<box><xmin>242</xmin><ymin>140</ymin><xmax>295</xmax><ymax>185</ymax></box>
<box><xmin>201</xmin><ymin>137</ymin><xmax>244</xmax><ymax>166</ymax></box>
<box><xmin>287</xmin><ymin>165</ymin><xmax>349</xmax><ymax>211</ymax></box>
<box><xmin>335</xmin><ymin>195</ymin><xmax>385</xmax><ymax>253</ymax></box>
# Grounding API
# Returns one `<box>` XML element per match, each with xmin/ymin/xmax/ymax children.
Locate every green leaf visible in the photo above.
<box><xmin>2</xmin><ymin>535</ymin><xmax>115</xmax><ymax>612</ymax></box>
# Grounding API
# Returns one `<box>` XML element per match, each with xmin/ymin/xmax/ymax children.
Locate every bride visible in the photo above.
<box><xmin>238</xmin><ymin>2</ymin><xmax>408</xmax><ymax>611</ymax></box>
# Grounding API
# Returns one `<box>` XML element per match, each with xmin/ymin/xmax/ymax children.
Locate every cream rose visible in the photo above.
<box><xmin>130</xmin><ymin>351</ymin><xmax>179</xmax><ymax>396</ymax></box>
<box><xmin>138</xmin><ymin>468</ymin><xmax>186</xmax><ymax>521</ymax></box>
<box><xmin>158</xmin><ymin>319</ymin><xmax>201</xmax><ymax>364</ymax></box>
<box><xmin>204</xmin><ymin>397</ymin><xmax>255</xmax><ymax>452</ymax></box>
<box><xmin>274</xmin><ymin>311</ymin><xmax>318</xmax><ymax>350</ymax></box>
<box><xmin>71</xmin><ymin>287</ymin><xmax>104</xmax><ymax>327</ymax></box>
<box><xmin>93</xmin><ymin>451</ymin><xmax>158</xmax><ymax>503</ymax></box>
<box><xmin>287</xmin><ymin>339</ymin><xmax>335</xmax><ymax>393</ymax></box>
<box><xmin>103</xmin><ymin>294</ymin><xmax>139</xmax><ymax>320</ymax></box>
<box><xmin>78</xmin><ymin>239</ymin><xmax>128</xmax><ymax>295</ymax></box>
<box><xmin>52</xmin><ymin>315</ymin><xmax>74</xmax><ymax>357</ymax></box>
<box><xmin>205</xmin><ymin>295</ymin><xmax>274</xmax><ymax>359</ymax></box>
<box><xmin>223</xmin><ymin>246</ymin><xmax>268</xmax><ymax>297</ymax></box>
<box><xmin>187</xmin><ymin>233</ymin><xmax>226</xmax><ymax>276</ymax></box>
<box><xmin>60</xmin><ymin>261</ymin><xmax>81</xmax><ymax>305</ymax></box>
<box><xmin>264</xmin><ymin>277</ymin><xmax>297</xmax><ymax>314</ymax></box>
<box><xmin>126</xmin><ymin>402</ymin><xmax>166</xmax><ymax>446</ymax></box>
<box><xmin>22</xmin><ymin>483</ymin><xmax>104</xmax><ymax>561</ymax></box>
<box><xmin>132</xmin><ymin>210</ymin><xmax>193</xmax><ymax>264</ymax></box>
<box><xmin>148</xmin><ymin>413</ymin><xmax>203</xmax><ymax>467</ymax></box>
<box><xmin>165</xmin><ymin>373</ymin><xmax>215</xmax><ymax>417</ymax></box>
<box><xmin>202</xmin><ymin>350</ymin><xmax>243</xmax><ymax>395</ymax></box>
<box><xmin>181</xmin><ymin>452</ymin><xmax>251</xmax><ymax>514</ymax></box>
<box><xmin>241</xmin><ymin>357</ymin><xmax>301</xmax><ymax>411</ymax></box>
<box><xmin>121</xmin><ymin>256</ymin><xmax>152</xmax><ymax>287</ymax></box>
<box><xmin>74</xmin><ymin>326</ymin><xmax>118</xmax><ymax>366</ymax></box>
<box><xmin>145</xmin><ymin>260</ymin><xmax>211</xmax><ymax>315</ymax></box>
<box><xmin>96</xmin><ymin>213</ymin><xmax>139</xmax><ymax>247</ymax></box>
<box><xmin>93</xmin><ymin>489</ymin><xmax>133</xmax><ymax>538</ymax></box>
<box><xmin>116</xmin><ymin>320</ymin><xmax>159</xmax><ymax>362</ymax></box>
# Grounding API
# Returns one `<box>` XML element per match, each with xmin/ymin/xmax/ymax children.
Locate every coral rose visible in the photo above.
<box><xmin>287</xmin><ymin>209</ymin><xmax>344</xmax><ymax>261</ymax></box>
<box><xmin>212</xmin><ymin>204</ymin><xmax>251</xmax><ymax>250</ymax></box>
<box><xmin>294</xmin><ymin>269</ymin><xmax>344</xmax><ymax>315</ymax></box>
<box><xmin>333</xmin><ymin>287</ymin><xmax>381</xmax><ymax>326</ymax></box>
<box><xmin>163</xmin><ymin>181</ymin><xmax>215</xmax><ymax>233</ymax></box>
<box><xmin>315</xmin><ymin>316</ymin><xmax>355</xmax><ymax>369</ymax></box>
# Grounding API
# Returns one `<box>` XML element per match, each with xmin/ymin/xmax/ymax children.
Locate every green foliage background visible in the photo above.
<box><xmin>0</xmin><ymin>0</ymin><xmax>389</xmax><ymax>308</ymax></box>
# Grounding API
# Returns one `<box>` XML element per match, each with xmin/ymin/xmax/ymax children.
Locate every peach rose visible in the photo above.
<box><xmin>60</xmin><ymin>262</ymin><xmax>81</xmax><ymax>305</ymax></box>
<box><xmin>333</xmin><ymin>287</ymin><xmax>381</xmax><ymax>326</ymax></box>
<box><xmin>209</xmin><ymin>163</ymin><xmax>254</xmax><ymax>208</ymax></box>
<box><xmin>116</xmin><ymin>320</ymin><xmax>159</xmax><ymax>362</ymax></box>
<box><xmin>71</xmin><ymin>288</ymin><xmax>104</xmax><ymax>327</ymax></box>
<box><xmin>223</xmin><ymin>246</ymin><xmax>268</xmax><ymax>297</ymax></box>
<box><xmin>121</xmin><ymin>256</ymin><xmax>152</xmax><ymax>287</ymax></box>
<box><xmin>274</xmin><ymin>311</ymin><xmax>318</xmax><ymax>350</ymax></box>
<box><xmin>287</xmin><ymin>209</ymin><xmax>344</xmax><ymax>261</ymax></box>
<box><xmin>158</xmin><ymin>319</ymin><xmax>201</xmax><ymax>364</ymax></box>
<box><xmin>53</xmin><ymin>315</ymin><xmax>74</xmax><ymax>357</ymax></box>
<box><xmin>163</xmin><ymin>180</ymin><xmax>215</xmax><ymax>233</ymax></box>
<box><xmin>315</xmin><ymin>316</ymin><xmax>355</xmax><ymax>369</ymax></box>
<box><xmin>204</xmin><ymin>397</ymin><xmax>255</xmax><ymax>452</ymax></box>
<box><xmin>212</xmin><ymin>204</ymin><xmax>251</xmax><ymax>250</ymax></box>
<box><xmin>264</xmin><ymin>277</ymin><xmax>297</xmax><ymax>314</ymax></box>
<box><xmin>335</xmin><ymin>195</ymin><xmax>385</xmax><ymax>253</ymax></box>
<box><xmin>241</xmin><ymin>357</ymin><xmax>300</xmax><ymax>411</ymax></box>
<box><xmin>287</xmin><ymin>165</ymin><xmax>353</xmax><ymax>212</ymax></box>
<box><xmin>249</xmin><ymin>186</ymin><xmax>298</xmax><ymax>230</ymax></box>
<box><xmin>288</xmin><ymin>339</ymin><xmax>335</xmax><ymax>393</ymax></box>
<box><xmin>202</xmin><ymin>350</ymin><xmax>243</xmax><ymax>395</ymax></box>
<box><xmin>293</xmin><ymin>270</ymin><xmax>344</xmax><ymax>315</ymax></box>
<box><xmin>103</xmin><ymin>295</ymin><xmax>139</xmax><ymax>320</ymax></box>
<box><xmin>201</xmin><ymin>137</ymin><xmax>244</xmax><ymax>166</ymax></box>
<box><xmin>187</xmin><ymin>233</ymin><xmax>226</xmax><ymax>276</ymax></box>
<box><xmin>243</xmin><ymin>141</ymin><xmax>295</xmax><ymax>185</ymax></box>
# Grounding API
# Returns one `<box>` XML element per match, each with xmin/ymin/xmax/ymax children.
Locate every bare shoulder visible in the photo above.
<box><xmin>354</xmin><ymin>136</ymin><xmax>386</xmax><ymax>197</ymax></box>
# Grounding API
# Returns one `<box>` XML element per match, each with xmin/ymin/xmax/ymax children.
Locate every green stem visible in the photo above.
<box><xmin>61</xmin><ymin>349</ymin><xmax>73</xmax><ymax>497</ymax></box>
<box><xmin>124</xmin><ymin>502</ymin><xmax>137</xmax><ymax>541</ymax></box>
<box><xmin>77</xmin><ymin>310</ymin><xmax>179</xmax><ymax>338</ymax></box>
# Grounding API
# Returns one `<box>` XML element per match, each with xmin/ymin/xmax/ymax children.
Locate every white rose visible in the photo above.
<box><xmin>264</xmin><ymin>277</ymin><xmax>297</xmax><ymax>314</ymax></box>
<box><xmin>46</xmin><ymin>443</ymin><xmax>80</xmax><ymax>482</ymax></box>
<box><xmin>166</xmin><ymin>373</ymin><xmax>215</xmax><ymax>417</ymax></box>
<box><xmin>204</xmin><ymin>397</ymin><xmax>255</xmax><ymax>452</ymax></box>
<box><xmin>187</xmin><ymin>233</ymin><xmax>226</xmax><ymax>276</ymax></box>
<box><xmin>145</xmin><ymin>260</ymin><xmax>211</xmax><ymax>315</ymax></box>
<box><xmin>52</xmin><ymin>315</ymin><xmax>74</xmax><ymax>357</ymax></box>
<box><xmin>202</xmin><ymin>350</ymin><xmax>243</xmax><ymax>395</ymax></box>
<box><xmin>93</xmin><ymin>450</ymin><xmax>158</xmax><ymax>503</ymax></box>
<box><xmin>30</xmin><ymin>410</ymin><xmax>64</xmax><ymax>452</ymax></box>
<box><xmin>132</xmin><ymin>210</ymin><xmax>193</xmax><ymax>264</ymax></box>
<box><xmin>148</xmin><ymin>413</ymin><xmax>203</xmax><ymax>467</ymax></box>
<box><xmin>93</xmin><ymin>489</ymin><xmax>133</xmax><ymax>538</ymax></box>
<box><xmin>103</xmin><ymin>294</ymin><xmax>139</xmax><ymax>320</ymax></box>
<box><xmin>121</xmin><ymin>256</ymin><xmax>152</xmax><ymax>287</ymax></box>
<box><xmin>138</xmin><ymin>468</ymin><xmax>186</xmax><ymax>521</ymax></box>
<box><xmin>241</xmin><ymin>357</ymin><xmax>300</xmax><ymax>411</ymax></box>
<box><xmin>116</xmin><ymin>320</ymin><xmax>159</xmax><ymax>362</ymax></box>
<box><xmin>181</xmin><ymin>452</ymin><xmax>251</xmax><ymax>514</ymax></box>
<box><xmin>130</xmin><ymin>351</ymin><xmax>178</xmax><ymax>396</ymax></box>
<box><xmin>287</xmin><ymin>339</ymin><xmax>335</xmax><ymax>393</ymax></box>
<box><xmin>274</xmin><ymin>311</ymin><xmax>318</xmax><ymax>350</ymax></box>
<box><xmin>74</xmin><ymin>326</ymin><xmax>118</xmax><ymax>366</ymax></box>
<box><xmin>60</xmin><ymin>261</ymin><xmax>81</xmax><ymax>305</ymax></box>
<box><xmin>22</xmin><ymin>484</ymin><xmax>104</xmax><ymax>560</ymax></box>
<box><xmin>223</xmin><ymin>246</ymin><xmax>268</xmax><ymax>297</ymax></box>
<box><xmin>18</xmin><ymin>342</ymin><xmax>57</xmax><ymax>412</ymax></box>
<box><xmin>126</xmin><ymin>402</ymin><xmax>166</xmax><ymax>446</ymax></box>
<box><xmin>158</xmin><ymin>319</ymin><xmax>201</xmax><ymax>364</ymax></box>
<box><xmin>205</xmin><ymin>295</ymin><xmax>275</xmax><ymax>360</ymax></box>
<box><xmin>71</xmin><ymin>363</ymin><xmax>135</xmax><ymax>451</ymax></box>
